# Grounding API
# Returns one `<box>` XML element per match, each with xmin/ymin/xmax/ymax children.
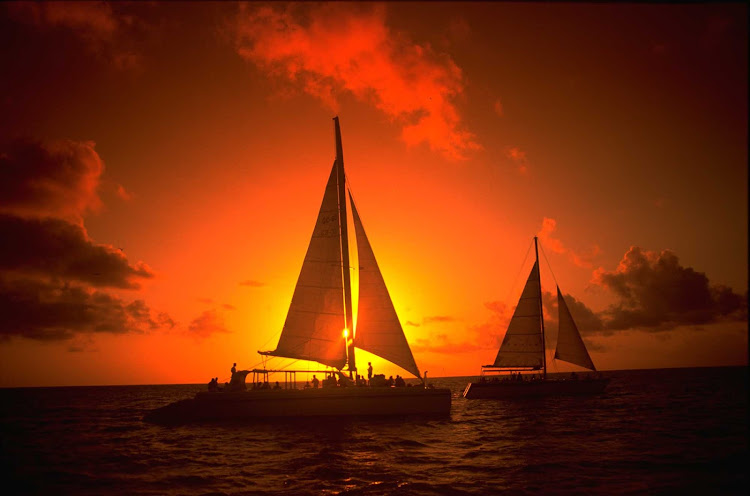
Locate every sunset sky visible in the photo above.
<box><xmin>1</xmin><ymin>2</ymin><xmax>747</xmax><ymax>387</ymax></box>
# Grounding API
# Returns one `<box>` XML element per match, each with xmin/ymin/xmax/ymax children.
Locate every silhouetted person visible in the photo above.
<box><xmin>395</xmin><ymin>375</ymin><xmax>405</xmax><ymax>387</ymax></box>
<box><xmin>367</xmin><ymin>362</ymin><xmax>373</xmax><ymax>384</ymax></box>
<box><xmin>273</xmin><ymin>381</ymin><xmax>281</xmax><ymax>390</ymax></box>
<box><xmin>312</xmin><ymin>375</ymin><xmax>319</xmax><ymax>388</ymax></box>
<box><xmin>231</xmin><ymin>362</ymin><xmax>237</xmax><ymax>378</ymax></box>
<box><xmin>387</xmin><ymin>375</ymin><xmax>394</xmax><ymax>387</ymax></box>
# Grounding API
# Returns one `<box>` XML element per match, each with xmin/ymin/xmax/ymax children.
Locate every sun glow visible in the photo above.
<box><xmin>343</xmin><ymin>328</ymin><xmax>349</xmax><ymax>339</ymax></box>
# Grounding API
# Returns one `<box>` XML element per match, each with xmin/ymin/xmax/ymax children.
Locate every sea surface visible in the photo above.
<box><xmin>0</xmin><ymin>367</ymin><xmax>747</xmax><ymax>495</ymax></box>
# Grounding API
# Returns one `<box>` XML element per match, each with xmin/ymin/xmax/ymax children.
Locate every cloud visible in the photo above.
<box><xmin>7</xmin><ymin>1</ymin><xmax>142</xmax><ymax>70</ymax></box>
<box><xmin>115</xmin><ymin>184</ymin><xmax>133</xmax><ymax>201</ymax></box>
<box><xmin>0</xmin><ymin>276</ymin><xmax>172</xmax><ymax>341</ymax></box>
<box><xmin>0</xmin><ymin>139</ymin><xmax>104</xmax><ymax>220</ymax></box>
<box><xmin>404</xmin><ymin>321</ymin><xmax>421</xmax><ymax>327</ymax></box>
<box><xmin>239</xmin><ymin>280</ymin><xmax>266</xmax><ymax>288</ymax></box>
<box><xmin>504</xmin><ymin>146</ymin><xmax>528</xmax><ymax>174</ymax></box>
<box><xmin>0</xmin><ymin>214</ymin><xmax>153</xmax><ymax>289</ymax></box>
<box><xmin>592</xmin><ymin>246</ymin><xmax>747</xmax><ymax>331</ymax></box>
<box><xmin>231</xmin><ymin>3</ymin><xmax>480</xmax><ymax>160</ymax></box>
<box><xmin>493</xmin><ymin>99</ymin><xmax>503</xmax><ymax>117</ymax></box>
<box><xmin>540</xmin><ymin>290</ymin><xmax>608</xmax><ymax>353</ymax></box>
<box><xmin>9</xmin><ymin>1</ymin><xmax>118</xmax><ymax>41</ymax></box>
<box><xmin>0</xmin><ymin>138</ymin><xmax>169</xmax><ymax>342</ymax></box>
<box><xmin>537</xmin><ymin>217</ymin><xmax>600</xmax><ymax>268</ymax></box>
<box><xmin>410</xmin><ymin>333</ymin><xmax>485</xmax><ymax>354</ymax></box>
<box><xmin>423</xmin><ymin>315</ymin><xmax>456</xmax><ymax>324</ymax></box>
<box><xmin>187</xmin><ymin>310</ymin><xmax>231</xmax><ymax>338</ymax></box>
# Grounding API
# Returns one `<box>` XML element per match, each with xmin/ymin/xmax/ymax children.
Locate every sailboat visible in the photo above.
<box><xmin>145</xmin><ymin>117</ymin><xmax>450</xmax><ymax>423</ymax></box>
<box><xmin>463</xmin><ymin>237</ymin><xmax>609</xmax><ymax>399</ymax></box>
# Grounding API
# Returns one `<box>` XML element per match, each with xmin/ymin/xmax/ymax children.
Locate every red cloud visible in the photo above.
<box><xmin>0</xmin><ymin>139</ymin><xmax>104</xmax><ymax>220</ymax></box>
<box><xmin>504</xmin><ymin>146</ymin><xmax>528</xmax><ymax>174</ymax></box>
<box><xmin>232</xmin><ymin>3</ymin><xmax>480</xmax><ymax>160</ymax></box>
<box><xmin>187</xmin><ymin>310</ymin><xmax>231</xmax><ymax>338</ymax></box>
<box><xmin>537</xmin><ymin>217</ymin><xmax>600</xmax><ymax>268</ymax></box>
<box><xmin>493</xmin><ymin>99</ymin><xmax>504</xmax><ymax>117</ymax></box>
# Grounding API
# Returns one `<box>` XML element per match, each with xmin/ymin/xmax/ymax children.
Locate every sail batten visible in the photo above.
<box><xmin>554</xmin><ymin>286</ymin><xmax>596</xmax><ymax>371</ymax></box>
<box><xmin>350</xmin><ymin>193</ymin><xmax>421</xmax><ymax>379</ymax></box>
<box><xmin>492</xmin><ymin>261</ymin><xmax>545</xmax><ymax>369</ymax></box>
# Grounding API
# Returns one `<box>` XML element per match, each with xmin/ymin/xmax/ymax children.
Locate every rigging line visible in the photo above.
<box><xmin>538</xmin><ymin>239</ymin><xmax>559</xmax><ymax>288</ymax></box>
<box><xmin>504</xmin><ymin>238</ymin><xmax>534</xmax><ymax>306</ymax></box>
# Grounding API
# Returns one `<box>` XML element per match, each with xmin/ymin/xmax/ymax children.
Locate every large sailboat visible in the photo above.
<box><xmin>145</xmin><ymin>118</ymin><xmax>450</xmax><ymax>423</ymax></box>
<box><xmin>463</xmin><ymin>237</ymin><xmax>609</xmax><ymax>399</ymax></box>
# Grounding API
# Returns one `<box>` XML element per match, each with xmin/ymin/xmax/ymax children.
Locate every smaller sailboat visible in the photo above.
<box><xmin>463</xmin><ymin>237</ymin><xmax>609</xmax><ymax>399</ymax></box>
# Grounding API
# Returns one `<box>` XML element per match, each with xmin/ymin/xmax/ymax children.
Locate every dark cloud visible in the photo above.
<box><xmin>6</xmin><ymin>2</ymin><xmax>143</xmax><ymax>71</ymax></box>
<box><xmin>187</xmin><ymin>310</ymin><xmax>230</xmax><ymax>338</ymax></box>
<box><xmin>0</xmin><ymin>276</ymin><xmax>172</xmax><ymax>341</ymax></box>
<box><xmin>0</xmin><ymin>214</ymin><xmax>153</xmax><ymax>289</ymax></box>
<box><xmin>542</xmin><ymin>290</ymin><xmax>605</xmax><ymax>336</ymax></box>
<box><xmin>0</xmin><ymin>138</ymin><xmax>169</xmax><ymax>342</ymax></box>
<box><xmin>8</xmin><ymin>1</ymin><xmax>119</xmax><ymax>43</ymax></box>
<box><xmin>0</xmin><ymin>139</ymin><xmax>103</xmax><ymax>219</ymax></box>
<box><xmin>593</xmin><ymin>247</ymin><xmax>746</xmax><ymax>331</ymax></box>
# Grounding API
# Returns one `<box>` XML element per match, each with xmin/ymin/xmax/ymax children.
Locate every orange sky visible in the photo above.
<box><xmin>0</xmin><ymin>2</ymin><xmax>747</xmax><ymax>387</ymax></box>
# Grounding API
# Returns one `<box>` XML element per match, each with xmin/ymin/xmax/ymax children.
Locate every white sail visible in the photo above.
<box><xmin>554</xmin><ymin>287</ymin><xmax>596</xmax><ymax>371</ymax></box>
<box><xmin>350</xmin><ymin>194</ymin><xmax>421</xmax><ymax>379</ymax></box>
<box><xmin>492</xmin><ymin>261</ymin><xmax>545</xmax><ymax>369</ymax></box>
<box><xmin>267</xmin><ymin>163</ymin><xmax>347</xmax><ymax>369</ymax></box>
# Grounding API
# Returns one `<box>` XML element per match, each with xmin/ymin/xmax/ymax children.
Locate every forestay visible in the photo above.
<box><xmin>492</xmin><ymin>261</ymin><xmax>545</xmax><ymax>369</ymax></box>
<box><xmin>554</xmin><ymin>287</ymin><xmax>596</xmax><ymax>370</ymax></box>
<box><xmin>266</xmin><ymin>163</ymin><xmax>348</xmax><ymax>369</ymax></box>
<box><xmin>350</xmin><ymin>194</ymin><xmax>421</xmax><ymax>379</ymax></box>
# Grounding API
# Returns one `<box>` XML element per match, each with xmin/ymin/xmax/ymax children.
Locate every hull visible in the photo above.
<box><xmin>463</xmin><ymin>378</ymin><xmax>609</xmax><ymax>399</ymax></box>
<box><xmin>144</xmin><ymin>387</ymin><xmax>451</xmax><ymax>424</ymax></box>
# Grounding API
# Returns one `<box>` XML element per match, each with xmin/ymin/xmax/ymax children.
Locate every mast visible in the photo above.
<box><xmin>334</xmin><ymin>116</ymin><xmax>356</xmax><ymax>377</ymax></box>
<box><xmin>534</xmin><ymin>236</ymin><xmax>547</xmax><ymax>379</ymax></box>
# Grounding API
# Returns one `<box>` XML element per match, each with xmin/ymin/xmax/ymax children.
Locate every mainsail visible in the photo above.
<box><xmin>350</xmin><ymin>194</ymin><xmax>421</xmax><ymax>379</ymax></box>
<box><xmin>264</xmin><ymin>163</ymin><xmax>348</xmax><ymax>369</ymax></box>
<box><xmin>263</xmin><ymin>117</ymin><xmax>422</xmax><ymax>378</ymax></box>
<box><xmin>554</xmin><ymin>286</ymin><xmax>596</xmax><ymax>370</ymax></box>
<box><xmin>492</xmin><ymin>261</ymin><xmax>545</xmax><ymax>369</ymax></box>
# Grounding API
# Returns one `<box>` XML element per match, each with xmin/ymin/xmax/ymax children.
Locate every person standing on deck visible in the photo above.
<box><xmin>312</xmin><ymin>375</ymin><xmax>319</xmax><ymax>388</ymax></box>
<box><xmin>367</xmin><ymin>362</ymin><xmax>373</xmax><ymax>385</ymax></box>
<box><xmin>231</xmin><ymin>363</ymin><xmax>236</xmax><ymax>378</ymax></box>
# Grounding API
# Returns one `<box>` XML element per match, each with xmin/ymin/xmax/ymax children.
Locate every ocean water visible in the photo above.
<box><xmin>0</xmin><ymin>367</ymin><xmax>747</xmax><ymax>495</ymax></box>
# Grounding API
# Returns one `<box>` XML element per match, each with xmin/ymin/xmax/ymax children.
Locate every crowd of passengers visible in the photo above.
<box><xmin>207</xmin><ymin>361</ymin><xmax>412</xmax><ymax>392</ymax></box>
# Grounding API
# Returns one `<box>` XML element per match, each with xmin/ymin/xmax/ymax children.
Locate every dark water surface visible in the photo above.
<box><xmin>1</xmin><ymin>367</ymin><xmax>747</xmax><ymax>495</ymax></box>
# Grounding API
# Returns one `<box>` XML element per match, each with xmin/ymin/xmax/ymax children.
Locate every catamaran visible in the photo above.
<box><xmin>463</xmin><ymin>237</ymin><xmax>609</xmax><ymax>399</ymax></box>
<box><xmin>145</xmin><ymin>117</ymin><xmax>451</xmax><ymax>423</ymax></box>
